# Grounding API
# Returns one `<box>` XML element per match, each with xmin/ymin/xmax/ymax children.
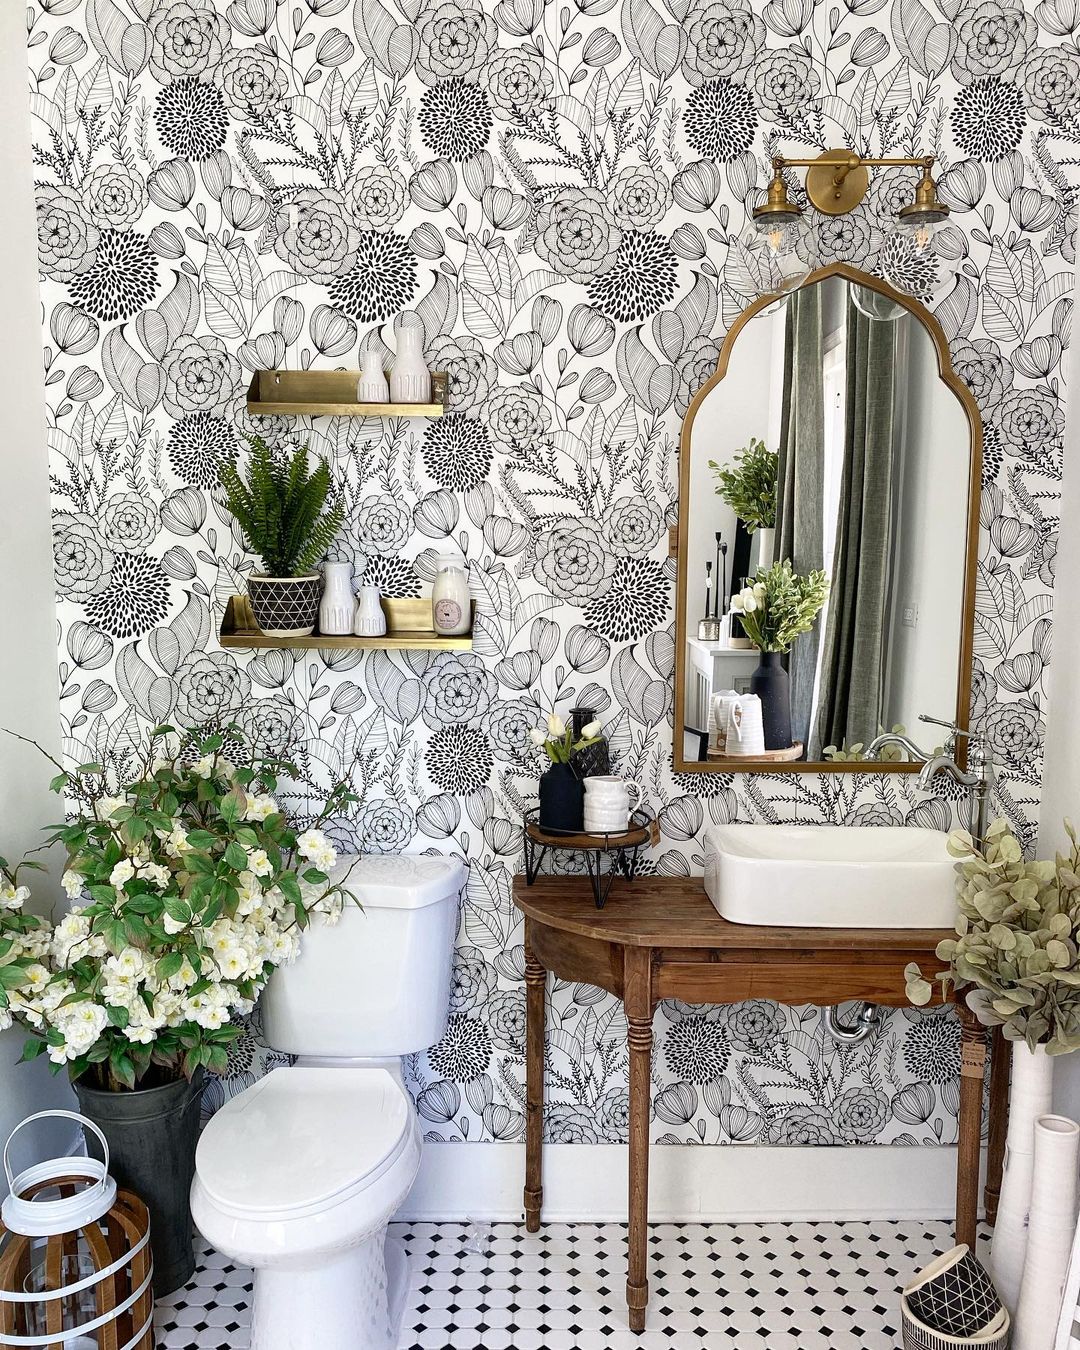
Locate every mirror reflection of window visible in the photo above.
<box><xmin>681</xmin><ymin>274</ymin><xmax>971</xmax><ymax>768</ymax></box>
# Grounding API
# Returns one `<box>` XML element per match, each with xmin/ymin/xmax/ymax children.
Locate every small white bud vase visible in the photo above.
<box><xmin>353</xmin><ymin>584</ymin><xmax>386</xmax><ymax>637</ymax></box>
<box><xmin>432</xmin><ymin>555</ymin><xmax>470</xmax><ymax>636</ymax></box>
<box><xmin>319</xmin><ymin>561</ymin><xmax>355</xmax><ymax>636</ymax></box>
<box><xmin>390</xmin><ymin>312</ymin><xmax>431</xmax><ymax>404</ymax></box>
<box><xmin>357</xmin><ymin>345</ymin><xmax>388</xmax><ymax>403</ymax></box>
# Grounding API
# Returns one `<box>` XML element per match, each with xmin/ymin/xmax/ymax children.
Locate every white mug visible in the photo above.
<box><xmin>709</xmin><ymin>690</ymin><xmax>741</xmax><ymax>753</ymax></box>
<box><xmin>583</xmin><ymin>776</ymin><xmax>642</xmax><ymax>833</ymax></box>
<box><xmin>724</xmin><ymin>695</ymin><xmax>765</xmax><ymax>757</ymax></box>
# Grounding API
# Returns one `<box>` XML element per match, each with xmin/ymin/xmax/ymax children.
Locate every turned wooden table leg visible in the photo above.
<box><xmin>524</xmin><ymin>923</ymin><xmax>546</xmax><ymax>1232</ymax></box>
<box><xmin>625</xmin><ymin>946</ymin><xmax>654</xmax><ymax>1334</ymax></box>
<box><xmin>956</xmin><ymin>1000</ymin><xmax>990</xmax><ymax>1248</ymax></box>
<box><xmin>984</xmin><ymin>1025</ymin><xmax>1008</xmax><ymax>1227</ymax></box>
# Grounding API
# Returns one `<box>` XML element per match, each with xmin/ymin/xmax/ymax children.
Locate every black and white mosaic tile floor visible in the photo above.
<box><xmin>156</xmin><ymin>1219</ymin><xmax>974</xmax><ymax>1349</ymax></box>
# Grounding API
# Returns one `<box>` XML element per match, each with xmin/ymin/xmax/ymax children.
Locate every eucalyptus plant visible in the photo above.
<box><xmin>220</xmin><ymin>434</ymin><xmax>344</xmax><ymax>578</ymax></box>
<box><xmin>905</xmin><ymin>819</ymin><xmax>1080</xmax><ymax>1055</ymax></box>
<box><xmin>708</xmin><ymin>437</ymin><xmax>778</xmax><ymax>532</ymax></box>
<box><xmin>730</xmin><ymin>560</ymin><xmax>829</xmax><ymax>654</ymax></box>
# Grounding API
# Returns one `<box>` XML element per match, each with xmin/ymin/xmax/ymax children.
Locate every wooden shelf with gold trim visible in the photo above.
<box><xmin>245</xmin><ymin>368</ymin><xmax>448</xmax><ymax>418</ymax></box>
<box><xmin>218</xmin><ymin>594</ymin><xmax>473</xmax><ymax>651</ymax></box>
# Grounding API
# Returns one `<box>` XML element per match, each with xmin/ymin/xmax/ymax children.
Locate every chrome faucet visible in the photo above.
<box><xmin>865</xmin><ymin>729</ymin><xmax>934</xmax><ymax>761</ymax></box>
<box><xmin>870</xmin><ymin>713</ymin><xmax>996</xmax><ymax>849</ymax></box>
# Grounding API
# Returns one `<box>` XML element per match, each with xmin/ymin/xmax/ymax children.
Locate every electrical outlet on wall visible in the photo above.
<box><xmin>901</xmin><ymin>602</ymin><xmax>919</xmax><ymax>629</ymax></box>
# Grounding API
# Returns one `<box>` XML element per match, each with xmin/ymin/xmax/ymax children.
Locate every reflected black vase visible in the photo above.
<box><xmin>750</xmin><ymin>650</ymin><xmax>792</xmax><ymax>751</ymax></box>
<box><xmin>538</xmin><ymin>761</ymin><xmax>584</xmax><ymax>833</ymax></box>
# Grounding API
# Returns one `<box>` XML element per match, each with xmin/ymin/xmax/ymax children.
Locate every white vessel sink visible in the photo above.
<box><xmin>703</xmin><ymin>825</ymin><xmax>957</xmax><ymax>928</ymax></box>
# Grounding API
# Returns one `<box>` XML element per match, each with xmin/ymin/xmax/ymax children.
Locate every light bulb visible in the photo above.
<box><xmin>738</xmin><ymin>216</ymin><xmax>811</xmax><ymax>299</ymax></box>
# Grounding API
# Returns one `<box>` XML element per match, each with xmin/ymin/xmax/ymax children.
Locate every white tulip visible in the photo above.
<box><xmin>731</xmin><ymin>595</ymin><xmax>745</xmax><ymax>613</ymax></box>
<box><xmin>528</xmin><ymin>727</ymin><xmax>547</xmax><ymax>746</ymax></box>
<box><xmin>546</xmin><ymin>713</ymin><xmax>565</xmax><ymax>736</ymax></box>
<box><xmin>742</xmin><ymin>595</ymin><xmax>758</xmax><ymax>612</ymax></box>
<box><xmin>581</xmin><ymin>721</ymin><xmax>602</xmax><ymax>739</ymax></box>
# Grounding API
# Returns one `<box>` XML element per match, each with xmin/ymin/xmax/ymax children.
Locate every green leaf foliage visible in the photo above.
<box><xmin>708</xmin><ymin>437</ymin><xmax>778</xmax><ymax>532</ymax></box>
<box><xmin>907</xmin><ymin>819</ymin><xmax>1080</xmax><ymax>1054</ymax></box>
<box><xmin>219</xmin><ymin>433</ymin><xmax>344</xmax><ymax>578</ymax></box>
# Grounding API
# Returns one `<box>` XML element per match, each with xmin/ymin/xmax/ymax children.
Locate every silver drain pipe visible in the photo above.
<box><xmin>822</xmin><ymin>1002</ymin><xmax>885</xmax><ymax>1044</ymax></box>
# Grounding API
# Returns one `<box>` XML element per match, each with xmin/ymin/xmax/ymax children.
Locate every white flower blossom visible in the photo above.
<box><xmin>245</xmin><ymin>849</ymin><xmax>274</xmax><ymax>878</ymax></box>
<box><xmin>61</xmin><ymin>870</ymin><xmax>84</xmax><ymax>900</ymax></box>
<box><xmin>244</xmin><ymin>794</ymin><xmax>278</xmax><ymax>822</ymax></box>
<box><xmin>164</xmin><ymin>827</ymin><xmax>191</xmax><ymax>858</ymax></box>
<box><xmin>109</xmin><ymin>859</ymin><xmax>135</xmax><ymax>890</ymax></box>
<box><xmin>95</xmin><ymin>795</ymin><xmax>127</xmax><ymax>821</ymax></box>
<box><xmin>0</xmin><ymin>883</ymin><xmax>29</xmax><ymax>912</ymax></box>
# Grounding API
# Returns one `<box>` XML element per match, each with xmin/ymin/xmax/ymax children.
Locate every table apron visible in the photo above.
<box><xmin>528</xmin><ymin>922</ymin><xmax>624</xmax><ymax>998</ymax></box>
<box><xmin>655</xmin><ymin>959</ymin><xmax>941</xmax><ymax>1006</ymax></box>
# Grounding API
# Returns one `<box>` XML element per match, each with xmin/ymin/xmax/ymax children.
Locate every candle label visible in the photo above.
<box><xmin>434</xmin><ymin>598</ymin><xmax>462</xmax><ymax>631</ymax></box>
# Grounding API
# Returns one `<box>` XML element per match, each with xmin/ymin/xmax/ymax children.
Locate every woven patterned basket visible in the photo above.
<box><xmin>0</xmin><ymin>1110</ymin><xmax>154</xmax><ymax>1350</ymax></box>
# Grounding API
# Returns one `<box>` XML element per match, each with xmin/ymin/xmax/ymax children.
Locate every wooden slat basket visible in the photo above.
<box><xmin>0</xmin><ymin>1111</ymin><xmax>154</xmax><ymax>1350</ymax></box>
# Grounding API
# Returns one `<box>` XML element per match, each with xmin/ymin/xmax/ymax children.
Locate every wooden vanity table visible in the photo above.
<box><xmin>514</xmin><ymin>875</ymin><xmax>1008</xmax><ymax>1333</ymax></box>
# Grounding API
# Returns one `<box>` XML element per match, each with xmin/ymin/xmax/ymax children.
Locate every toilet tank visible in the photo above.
<box><xmin>260</xmin><ymin>854</ymin><xmax>465</xmax><ymax>1058</ymax></box>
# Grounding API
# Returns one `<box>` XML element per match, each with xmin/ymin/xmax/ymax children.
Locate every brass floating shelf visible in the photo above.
<box><xmin>246</xmin><ymin>369</ymin><xmax>449</xmax><ymax>418</ymax></box>
<box><xmin>219</xmin><ymin>594</ymin><xmax>473</xmax><ymax>651</ymax></box>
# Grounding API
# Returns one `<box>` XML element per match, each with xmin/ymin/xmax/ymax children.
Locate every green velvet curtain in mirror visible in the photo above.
<box><xmin>810</xmin><ymin>300</ymin><xmax>899</xmax><ymax>758</ymax></box>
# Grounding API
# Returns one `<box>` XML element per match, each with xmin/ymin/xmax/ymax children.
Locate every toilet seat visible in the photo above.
<box><xmin>195</xmin><ymin>1065</ymin><xmax>412</xmax><ymax>1221</ymax></box>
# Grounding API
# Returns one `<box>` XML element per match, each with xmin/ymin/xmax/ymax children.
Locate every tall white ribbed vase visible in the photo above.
<box><xmin>1013</xmin><ymin>1114</ymin><xmax>1080</xmax><ymax>1350</ymax></box>
<box><xmin>991</xmin><ymin>1042</ymin><xmax>1054</xmax><ymax>1312</ymax></box>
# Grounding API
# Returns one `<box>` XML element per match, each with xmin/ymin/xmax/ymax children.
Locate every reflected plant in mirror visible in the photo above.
<box><xmin>708</xmin><ymin>438</ymin><xmax>778</xmax><ymax>534</ymax></box>
<box><xmin>733</xmin><ymin>563</ymin><xmax>829</xmax><ymax>754</ymax></box>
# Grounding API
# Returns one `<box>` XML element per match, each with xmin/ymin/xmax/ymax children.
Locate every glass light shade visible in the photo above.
<box><xmin>738</xmin><ymin>217</ymin><xmax>812</xmax><ymax>298</ymax></box>
<box><xmin>880</xmin><ymin>215</ymin><xmax>960</xmax><ymax>307</ymax></box>
<box><xmin>851</xmin><ymin>284</ymin><xmax>907</xmax><ymax>322</ymax></box>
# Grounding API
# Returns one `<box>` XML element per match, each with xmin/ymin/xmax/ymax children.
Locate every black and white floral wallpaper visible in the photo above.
<box><xmin>27</xmin><ymin>0</ymin><xmax>1076</xmax><ymax>1147</ymax></box>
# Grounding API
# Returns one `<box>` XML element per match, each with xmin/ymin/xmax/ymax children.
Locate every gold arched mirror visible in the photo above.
<box><xmin>673</xmin><ymin>265</ymin><xmax>981</xmax><ymax>774</ymax></box>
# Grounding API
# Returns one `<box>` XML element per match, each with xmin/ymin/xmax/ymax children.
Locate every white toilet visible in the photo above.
<box><xmin>190</xmin><ymin>854</ymin><xmax>465</xmax><ymax>1350</ymax></box>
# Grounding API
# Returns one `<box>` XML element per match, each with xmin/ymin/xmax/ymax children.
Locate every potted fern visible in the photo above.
<box><xmin>220</xmin><ymin>435</ymin><xmax>344</xmax><ymax>637</ymax></box>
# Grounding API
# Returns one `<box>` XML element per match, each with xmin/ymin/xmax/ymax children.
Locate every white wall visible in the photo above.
<box><xmin>1041</xmin><ymin>250</ymin><xmax>1080</xmax><ymax>1120</ymax></box>
<box><xmin>685</xmin><ymin>307</ymin><xmax>779</xmax><ymax>621</ymax></box>
<box><xmin>883</xmin><ymin>316</ymin><xmax>970</xmax><ymax>732</ymax></box>
<box><xmin>0</xmin><ymin>2</ymin><xmax>77</xmax><ymax>1193</ymax></box>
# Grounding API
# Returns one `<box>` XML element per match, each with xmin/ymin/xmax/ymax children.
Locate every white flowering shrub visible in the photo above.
<box><xmin>2</xmin><ymin>727</ymin><xmax>356</xmax><ymax>1090</ymax></box>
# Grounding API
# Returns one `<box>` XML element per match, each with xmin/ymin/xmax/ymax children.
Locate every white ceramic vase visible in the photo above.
<box><xmin>353</xmin><ymin>585</ymin><xmax>386</xmax><ymax>637</ymax></box>
<box><xmin>357</xmin><ymin>346</ymin><xmax>388</xmax><ymax>403</ymax></box>
<box><xmin>390</xmin><ymin>313</ymin><xmax>431</xmax><ymax>404</ymax></box>
<box><xmin>1013</xmin><ymin>1114</ymin><xmax>1080</xmax><ymax>1350</ymax></box>
<box><xmin>749</xmin><ymin>526</ymin><xmax>775</xmax><ymax>574</ymax></box>
<box><xmin>991</xmin><ymin>1041</ymin><xmax>1054</xmax><ymax>1313</ymax></box>
<box><xmin>319</xmin><ymin>562</ymin><xmax>355</xmax><ymax>636</ymax></box>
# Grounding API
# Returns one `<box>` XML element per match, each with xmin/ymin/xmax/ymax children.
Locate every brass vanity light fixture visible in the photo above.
<box><xmin>748</xmin><ymin>150</ymin><xmax>953</xmax><ymax>302</ymax></box>
<box><xmin>754</xmin><ymin>150</ymin><xmax>949</xmax><ymax>226</ymax></box>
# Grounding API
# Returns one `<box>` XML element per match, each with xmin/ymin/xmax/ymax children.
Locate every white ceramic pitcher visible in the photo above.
<box><xmin>724</xmin><ymin>694</ymin><xmax>765</xmax><ymax>756</ymax></box>
<box><xmin>583</xmin><ymin>776</ymin><xmax>643</xmax><ymax>833</ymax></box>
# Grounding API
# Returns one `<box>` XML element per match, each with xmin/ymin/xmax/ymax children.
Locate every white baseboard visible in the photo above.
<box><xmin>401</xmin><ymin>1142</ymin><xmax>975</xmax><ymax>1223</ymax></box>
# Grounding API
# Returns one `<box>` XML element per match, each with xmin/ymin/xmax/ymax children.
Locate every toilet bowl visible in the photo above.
<box><xmin>190</xmin><ymin>853</ymin><xmax>465</xmax><ymax>1350</ymax></box>
<box><xmin>191</xmin><ymin>1065</ymin><xmax>420</xmax><ymax>1350</ymax></box>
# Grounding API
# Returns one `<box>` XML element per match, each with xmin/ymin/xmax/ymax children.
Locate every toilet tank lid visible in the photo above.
<box><xmin>333</xmin><ymin>854</ymin><xmax>466</xmax><ymax>909</ymax></box>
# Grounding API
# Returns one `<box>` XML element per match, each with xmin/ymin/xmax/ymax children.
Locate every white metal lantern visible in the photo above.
<box><xmin>0</xmin><ymin>1111</ymin><xmax>154</xmax><ymax>1350</ymax></box>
